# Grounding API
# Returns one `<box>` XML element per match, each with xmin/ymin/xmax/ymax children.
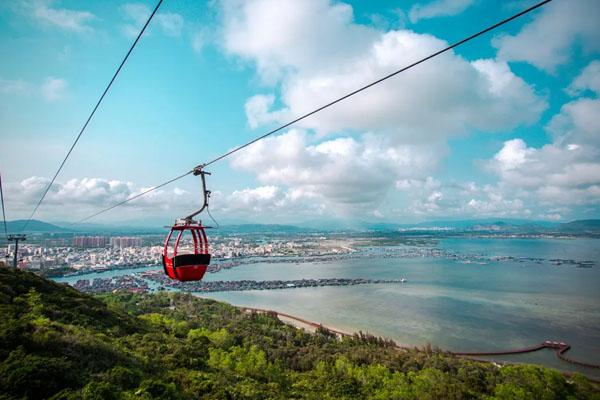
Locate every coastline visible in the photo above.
<box><xmin>236</xmin><ymin>304</ymin><xmax>600</xmax><ymax>380</ymax></box>
<box><xmin>49</xmin><ymin>242</ymin><xmax>600</xmax><ymax>380</ymax></box>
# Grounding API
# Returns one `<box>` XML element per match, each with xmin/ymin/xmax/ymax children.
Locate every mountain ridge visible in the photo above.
<box><xmin>5</xmin><ymin>218</ymin><xmax>600</xmax><ymax>234</ymax></box>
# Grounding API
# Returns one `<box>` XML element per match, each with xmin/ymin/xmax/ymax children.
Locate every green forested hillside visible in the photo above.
<box><xmin>0</xmin><ymin>268</ymin><xmax>598</xmax><ymax>399</ymax></box>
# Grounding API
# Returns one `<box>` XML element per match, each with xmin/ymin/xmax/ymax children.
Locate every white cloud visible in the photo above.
<box><xmin>224</xmin><ymin>186</ymin><xmax>282</xmax><ymax>212</ymax></box>
<box><xmin>221</xmin><ymin>0</ymin><xmax>379</xmax><ymax>83</ymax></box>
<box><xmin>464</xmin><ymin>191</ymin><xmax>529</xmax><ymax>217</ymax></box>
<box><xmin>244</xmin><ymin>94</ymin><xmax>299</xmax><ymax>129</ymax></box>
<box><xmin>121</xmin><ymin>3</ymin><xmax>184</xmax><ymax>38</ymax></box>
<box><xmin>217</xmin><ymin>0</ymin><xmax>547</xmax><ymax>218</ymax></box>
<box><xmin>224</xmin><ymin>0</ymin><xmax>545</xmax><ymax>141</ymax></box>
<box><xmin>40</xmin><ymin>77</ymin><xmax>67</xmax><ymax>102</ymax></box>
<box><xmin>409</xmin><ymin>0</ymin><xmax>476</xmax><ymax>23</ymax></box>
<box><xmin>121</xmin><ymin>3</ymin><xmax>148</xmax><ymax>38</ymax></box>
<box><xmin>0</xmin><ymin>76</ymin><xmax>67</xmax><ymax>102</ymax></box>
<box><xmin>567</xmin><ymin>59</ymin><xmax>600</xmax><ymax>96</ymax></box>
<box><xmin>214</xmin><ymin>0</ymin><xmax>556</xmax><ymax>219</ymax></box>
<box><xmin>492</xmin><ymin>138</ymin><xmax>532</xmax><ymax>171</ymax></box>
<box><xmin>6</xmin><ymin>176</ymin><xmax>198</xmax><ymax>221</ymax></box>
<box><xmin>210</xmin><ymin>184</ymin><xmax>331</xmax><ymax>221</ymax></box>
<box><xmin>546</xmin><ymin>98</ymin><xmax>600</xmax><ymax>147</ymax></box>
<box><xmin>487</xmin><ymin>139</ymin><xmax>600</xmax><ymax>206</ymax></box>
<box><xmin>191</xmin><ymin>29</ymin><xmax>207</xmax><ymax>53</ymax></box>
<box><xmin>230</xmin><ymin>129</ymin><xmax>443</xmax><ymax>215</ymax></box>
<box><xmin>269</xmin><ymin>51</ymin><xmax>544</xmax><ymax>139</ymax></box>
<box><xmin>494</xmin><ymin>0</ymin><xmax>600</xmax><ymax>72</ymax></box>
<box><xmin>0</xmin><ymin>78</ymin><xmax>34</xmax><ymax>96</ymax></box>
<box><xmin>26</xmin><ymin>0</ymin><xmax>95</xmax><ymax>33</ymax></box>
<box><xmin>393</xmin><ymin>178</ymin><xmax>535</xmax><ymax>219</ymax></box>
<box><xmin>157</xmin><ymin>12</ymin><xmax>184</xmax><ymax>37</ymax></box>
<box><xmin>482</xmin><ymin>62</ymin><xmax>600</xmax><ymax>214</ymax></box>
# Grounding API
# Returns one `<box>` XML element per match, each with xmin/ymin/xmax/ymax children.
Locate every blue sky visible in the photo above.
<box><xmin>1</xmin><ymin>0</ymin><xmax>599</xmax><ymax>225</ymax></box>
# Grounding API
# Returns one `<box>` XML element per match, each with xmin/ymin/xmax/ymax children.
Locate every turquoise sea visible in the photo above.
<box><xmin>54</xmin><ymin>237</ymin><xmax>600</xmax><ymax>377</ymax></box>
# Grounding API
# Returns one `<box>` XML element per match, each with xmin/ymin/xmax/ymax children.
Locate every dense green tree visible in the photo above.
<box><xmin>0</xmin><ymin>268</ymin><xmax>598</xmax><ymax>399</ymax></box>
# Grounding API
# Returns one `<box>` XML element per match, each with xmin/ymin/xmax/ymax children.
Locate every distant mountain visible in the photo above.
<box><xmin>408</xmin><ymin>219</ymin><xmax>558</xmax><ymax>230</ymax></box>
<box><xmin>296</xmin><ymin>218</ymin><xmax>567</xmax><ymax>232</ymax></box>
<box><xmin>6</xmin><ymin>218</ymin><xmax>600</xmax><ymax>235</ymax></box>
<box><xmin>558</xmin><ymin>219</ymin><xmax>600</xmax><ymax>232</ymax></box>
<box><xmin>6</xmin><ymin>219</ymin><xmax>73</xmax><ymax>233</ymax></box>
<box><xmin>62</xmin><ymin>222</ymin><xmax>166</xmax><ymax>235</ymax></box>
<box><xmin>217</xmin><ymin>224</ymin><xmax>313</xmax><ymax>234</ymax></box>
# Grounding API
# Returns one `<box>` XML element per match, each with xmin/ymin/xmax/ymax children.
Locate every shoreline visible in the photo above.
<box><xmin>238</xmin><ymin>305</ymin><xmax>600</xmax><ymax>379</ymax></box>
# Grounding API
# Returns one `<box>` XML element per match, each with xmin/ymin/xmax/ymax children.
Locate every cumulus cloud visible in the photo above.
<box><xmin>480</xmin><ymin>61</ymin><xmax>600</xmax><ymax>216</ymax></box>
<box><xmin>229</xmin><ymin>129</ymin><xmax>446</xmax><ymax>219</ymax></box>
<box><xmin>0</xmin><ymin>76</ymin><xmax>67</xmax><ymax>102</ymax></box>
<box><xmin>393</xmin><ymin>177</ymin><xmax>534</xmax><ymax>219</ymax></box>
<box><xmin>22</xmin><ymin>0</ymin><xmax>95</xmax><ymax>33</ymax></box>
<box><xmin>223</xmin><ymin>186</ymin><xmax>282</xmax><ymax>212</ymax></box>
<box><xmin>217</xmin><ymin>0</ymin><xmax>547</xmax><ymax>218</ymax></box>
<box><xmin>494</xmin><ymin>0</ymin><xmax>600</xmax><ymax>72</ymax></box>
<box><xmin>547</xmin><ymin>61</ymin><xmax>600</xmax><ymax>147</ymax></box>
<box><xmin>6</xmin><ymin>176</ymin><xmax>197</xmax><ymax>221</ymax></box>
<box><xmin>265</xmin><ymin>51</ymin><xmax>544</xmax><ymax>140</ymax></box>
<box><xmin>409</xmin><ymin>0</ymin><xmax>476</xmax><ymax>23</ymax></box>
<box><xmin>121</xmin><ymin>3</ymin><xmax>184</xmax><ymax>38</ymax></box>
<box><xmin>5</xmin><ymin>175</ymin><xmax>331</xmax><ymax>222</ymax></box>
<box><xmin>487</xmin><ymin>138</ymin><xmax>600</xmax><ymax>207</ymax></box>
<box><xmin>464</xmin><ymin>190</ymin><xmax>529</xmax><ymax>217</ymax></box>
<box><xmin>567</xmin><ymin>60</ymin><xmax>600</xmax><ymax>96</ymax></box>
<box><xmin>208</xmin><ymin>184</ymin><xmax>330</xmax><ymax>221</ymax></box>
<box><xmin>244</xmin><ymin>94</ymin><xmax>285</xmax><ymax>129</ymax></box>
<box><xmin>221</xmin><ymin>0</ymin><xmax>379</xmax><ymax>83</ymax></box>
<box><xmin>224</xmin><ymin>0</ymin><xmax>545</xmax><ymax>141</ymax></box>
<box><xmin>546</xmin><ymin>98</ymin><xmax>600</xmax><ymax>147</ymax></box>
<box><xmin>395</xmin><ymin>179</ymin><xmax>516</xmax><ymax>218</ymax></box>
<box><xmin>0</xmin><ymin>78</ymin><xmax>34</xmax><ymax>96</ymax></box>
<box><xmin>40</xmin><ymin>77</ymin><xmax>67</xmax><ymax>101</ymax></box>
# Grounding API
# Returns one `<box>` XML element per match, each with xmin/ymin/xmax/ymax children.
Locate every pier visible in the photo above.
<box><xmin>242</xmin><ymin>307</ymin><xmax>600</xmax><ymax>370</ymax></box>
<box><xmin>452</xmin><ymin>340</ymin><xmax>600</xmax><ymax>369</ymax></box>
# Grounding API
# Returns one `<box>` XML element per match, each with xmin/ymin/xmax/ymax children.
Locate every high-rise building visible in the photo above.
<box><xmin>110</xmin><ymin>237</ymin><xmax>143</xmax><ymax>248</ymax></box>
<box><xmin>72</xmin><ymin>236</ymin><xmax>107</xmax><ymax>248</ymax></box>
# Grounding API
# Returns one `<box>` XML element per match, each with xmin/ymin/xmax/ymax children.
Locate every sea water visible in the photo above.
<box><xmin>54</xmin><ymin>237</ymin><xmax>600</xmax><ymax>377</ymax></box>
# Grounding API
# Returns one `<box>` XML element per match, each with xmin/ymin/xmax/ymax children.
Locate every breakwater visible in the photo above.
<box><xmin>144</xmin><ymin>271</ymin><xmax>406</xmax><ymax>293</ymax></box>
<box><xmin>69</xmin><ymin>273</ymin><xmax>406</xmax><ymax>294</ymax></box>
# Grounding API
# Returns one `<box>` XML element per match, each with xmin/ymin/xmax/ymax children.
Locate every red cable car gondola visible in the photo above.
<box><xmin>162</xmin><ymin>169</ymin><xmax>212</xmax><ymax>282</ymax></box>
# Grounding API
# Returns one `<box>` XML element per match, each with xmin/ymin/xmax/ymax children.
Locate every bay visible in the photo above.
<box><xmin>54</xmin><ymin>237</ymin><xmax>600</xmax><ymax>377</ymax></box>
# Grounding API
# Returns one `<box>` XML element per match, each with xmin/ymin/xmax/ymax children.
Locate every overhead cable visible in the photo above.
<box><xmin>74</xmin><ymin>0</ymin><xmax>552</xmax><ymax>223</ymax></box>
<box><xmin>198</xmin><ymin>0</ymin><xmax>552</xmax><ymax>169</ymax></box>
<box><xmin>75</xmin><ymin>171</ymin><xmax>192</xmax><ymax>224</ymax></box>
<box><xmin>20</xmin><ymin>0</ymin><xmax>164</xmax><ymax>232</ymax></box>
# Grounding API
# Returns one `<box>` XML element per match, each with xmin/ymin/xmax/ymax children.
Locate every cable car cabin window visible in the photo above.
<box><xmin>165</xmin><ymin>230</ymin><xmax>179</xmax><ymax>259</ymax></box>
<box><xmin>173</xmin><ymin>230</ymin><xmax>196</xmax><ymax>257</ymax></box>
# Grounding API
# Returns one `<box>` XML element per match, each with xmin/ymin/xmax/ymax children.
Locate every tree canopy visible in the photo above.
<box><xmin>0</xmin><ymin>268</ymin><xmax>598</xmax><ymax>399</ymax></box>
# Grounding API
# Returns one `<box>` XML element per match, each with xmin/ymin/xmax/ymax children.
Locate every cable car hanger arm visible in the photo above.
<box><xmin>183</xmin><ymin>168</ymin><xmax>211</xmax><ymax>222</ymax></box>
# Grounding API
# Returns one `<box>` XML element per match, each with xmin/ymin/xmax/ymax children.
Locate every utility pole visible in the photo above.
<box><xmin>7</xmin><ymin>234</ymin><xmax>26</xmax><ymax>268</ymax></box>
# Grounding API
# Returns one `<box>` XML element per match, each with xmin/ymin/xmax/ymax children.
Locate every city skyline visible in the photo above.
<box><xmin>1</xmin><ymin>0</ymin><xmax>599</xmax><ymax>225</ymax></box>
